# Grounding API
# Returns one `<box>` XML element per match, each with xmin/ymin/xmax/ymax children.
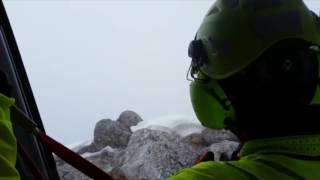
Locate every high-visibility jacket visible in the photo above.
<box><xmin>0</xmin><ymin>93</ymin><xmax>20</xmax><ymax>180</ymax></box>
<box><xmin>168</xmin><ymin>134</ymin><xmax>320</xmax><ymax>180</ymax></box>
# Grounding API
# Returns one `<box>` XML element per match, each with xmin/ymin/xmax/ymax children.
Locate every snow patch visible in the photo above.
<box><xmin>81</xmin><ymin>146</ymin><xmax>116</xmax><ymax>159</ymax></box>
<box><xmin>131</xmin><ymin>115</ymin><xmax>202</xmax><ymax>137</ymax></box>
<box><xmin>172</xmin><ymin>123</ymin><xmax>205</xmax><ymax>137</ymax></box>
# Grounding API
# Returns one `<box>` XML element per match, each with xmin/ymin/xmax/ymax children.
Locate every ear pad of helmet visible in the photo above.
<box><xmin>190</xmin><ymin>79</ymin><xmax>235</xmax><ymax>129</ymax></box>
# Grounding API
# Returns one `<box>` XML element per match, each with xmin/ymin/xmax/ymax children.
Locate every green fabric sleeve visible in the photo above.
<box><xmin>0</xmin><ymin>93</ymin><xmax>20</xmax><ymax>180</ymax></box>
<box><xmin>167</xmin><ymin>161</ymin><xmax>249</xmax><ymax>180</ymax></box>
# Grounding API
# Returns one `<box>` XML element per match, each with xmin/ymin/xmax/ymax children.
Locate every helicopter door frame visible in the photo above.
<box><xmin>0</xmin><ymin>1</ymin><xmax>60</xmax><ymax>179</ymax></box>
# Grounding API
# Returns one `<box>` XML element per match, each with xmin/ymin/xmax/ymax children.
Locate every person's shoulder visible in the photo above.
<box><xmin>167</xmin><ymin>161</ymin><xmax>250</xmax><ymax>180</ymax></box>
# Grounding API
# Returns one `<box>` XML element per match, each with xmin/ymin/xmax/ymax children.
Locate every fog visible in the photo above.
<box><xmin>4</xmin><ymin>0</ymin><xmax>320</xmax><ymax>144</ymax></box>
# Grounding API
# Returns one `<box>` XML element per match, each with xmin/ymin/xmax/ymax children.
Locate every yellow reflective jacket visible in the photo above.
<box><xmin>168</xmin><ymin>135</ymin><xmax>320</xmax><ymax>180</ymax></box>
<box><xmin>0</xmin><ymin>93</ymin><xmax>20</xmax><ymax>180</ymax></box>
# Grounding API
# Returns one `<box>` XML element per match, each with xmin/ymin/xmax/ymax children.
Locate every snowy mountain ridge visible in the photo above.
<box><xmin>56</xmin><ymin>111</ymin><xmax>239</xmax><ymax>180</ymax></box>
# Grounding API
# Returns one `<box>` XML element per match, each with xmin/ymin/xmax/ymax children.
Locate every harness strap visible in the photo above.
<box><xmin>37</xmin><ymin>131</ymin><xmax>114</xmax><ymax>180</ymax></box>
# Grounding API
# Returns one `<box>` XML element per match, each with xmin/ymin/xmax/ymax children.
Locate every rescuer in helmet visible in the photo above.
<box><xmin>169</xmin><ymin>0</ymin><xmax>320</xmax><ymax>179</ymax></box>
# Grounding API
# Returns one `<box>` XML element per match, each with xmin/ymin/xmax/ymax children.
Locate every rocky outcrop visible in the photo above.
<box><xmin>56</xmin><ymin>111</ymin><xmax>239</xmax><ymax>180</ymax></box>
<box><xmin>117</xmin><ymin>129</ymin><xmax>204</xmax><ymax>180</ymax></box>
<box><xmin>76</xmin><ymin>111</ymin><xmax>143</xmax><ymax>154</ymax></box>
<box><xmin>182</xmin><ymin>133</ymin><xmax>208</xmax><ymax>146</ymax></box>
<box><xmin>202</xmin><ymin>128</ymin><xmax>239</xmax><ymax>144</ymax></box>
<box><xmin>117</xmin><ymin>110</ymin><xmax>143</xmax><ymax>129</ymax></box>
<box><xmin>93</xmin><ymin>118</ymin><xmax>131</xmax><ymax>149</ymax></box>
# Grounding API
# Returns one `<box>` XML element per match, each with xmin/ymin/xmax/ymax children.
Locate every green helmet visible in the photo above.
<box><xmin>189</xmin><ymin>0</ymin><xmax>320</xmax><ymax>129</ymax></box>
<box><xmin>191</xmin><ymin>0</ymin><xmax>320</xmax><ymax>79</ymax></box>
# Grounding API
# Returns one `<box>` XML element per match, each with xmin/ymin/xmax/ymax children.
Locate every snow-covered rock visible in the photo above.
<box><xmin>56</xmin><ymin>111</ymin><xmax>239</xmax><ymax>180</ymax></box>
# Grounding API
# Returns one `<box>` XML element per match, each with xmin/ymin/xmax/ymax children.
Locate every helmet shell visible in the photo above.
<box><xmin>196</xmin><ymin>0</ymin><xmax>320</xmax><ymax>79</ymax></box>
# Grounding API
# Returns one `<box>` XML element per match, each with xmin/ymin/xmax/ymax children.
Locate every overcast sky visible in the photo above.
<box><xmin>3</xmin><ymin>1</ymin><xmax>320</xmax><ymax>145</ymax></box>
